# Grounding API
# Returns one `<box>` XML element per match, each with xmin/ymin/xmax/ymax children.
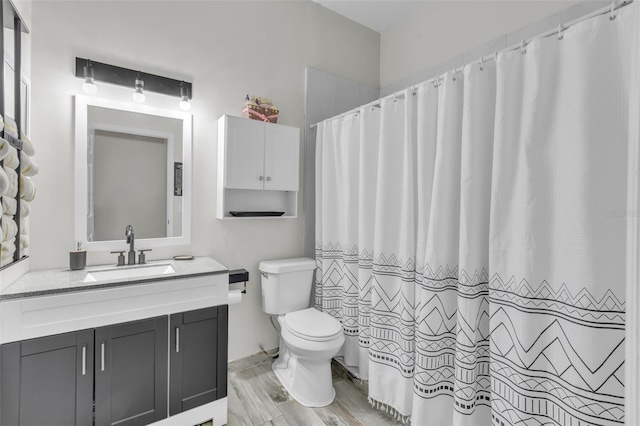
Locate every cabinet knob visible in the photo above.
<box><xmin>259</xmin><ymin>176</ymin><xmax>264</xmax><ymax>181</ymax></box>
<box><xmin>266</xmin><ymin>176</ymin><xmax>272</xmax><ymax>182</ymax></box>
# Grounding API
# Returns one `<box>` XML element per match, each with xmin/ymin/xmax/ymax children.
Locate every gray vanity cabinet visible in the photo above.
<box><xmin>169</xmin><ymin>305</ymin><xmax>228</xmax><ymax>415</ymax></box>
<box><xmin>0</xmin><ymin>329</ymin><xmax>94</xmax><ymax>426</ymax></box>
<box><xmin>95</xmin><ymin>316</ymin><xmax>168</xmax><ymax>426</ymax></box>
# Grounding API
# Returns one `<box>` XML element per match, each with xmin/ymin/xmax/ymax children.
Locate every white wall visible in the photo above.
<box><xmin>380</xmin><ymin>1</ymin><xmax>577</xmax><ymax>90</ymax></box>
<box><xmin>29</xmin><ymin>0</ymin><xmax>379</xmax><ymax>361</ymax></box>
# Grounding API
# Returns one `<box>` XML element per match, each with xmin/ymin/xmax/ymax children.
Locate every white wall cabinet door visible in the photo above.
<box><xmin>264</xmin><ymin>124</ymin><xmax>300</xmax><ymax>191</ymax></box>
<box><xmin>223</xmin><ymin>116</ymin><xmax>265</xmax><ymax>190</ymax></box>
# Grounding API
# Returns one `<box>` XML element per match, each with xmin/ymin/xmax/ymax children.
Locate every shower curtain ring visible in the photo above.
<box><xmin>494</xmin><ymin>51</ymin><xmax>498</xmax><ymax>63</ymax></box>
<box><xmin>479</xmin><ymin>57</ymin><xmax>484</xmax><ymax>71</ymax></box>
<box><xmin>520</xmin><ymin>40</ymin><xmax>527</xmax><ymax>54</ymax></box>
<box><xmin>610</xmin><ymin>1</ymin><xmax>617</xmax><ymax>20</ymax></box>
<box><xmin>558</xmin><ymin>12</ymin><xmax>564</xmax><ymax>40</ymax></box>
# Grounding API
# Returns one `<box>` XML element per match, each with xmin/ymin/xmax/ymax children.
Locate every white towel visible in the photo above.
<box><xmin>4</xmin><ymin>146</ymin><xmax>19</xmax><ymax>169</ymax></box>
<box><xmin>20</xmin><ymin>217</ymin><xmax>28</xmax><ymax>235</ymax></box>
<box><xmin>2</xmin><ymin>214</ymin><xmax>17</xmax><ymax>240</ymax></box>
<box><xmin>3</xmin><ymin>117</ymin><xmax>17</xmax><ymax>139</ymax></box>
<box><xmin>3</xmin><ymin>166</ymin><xmax>17</xmax><ymax>197</ymax></box>
<box><xmin>2</xmin><ymin>196</ymin><xmax>16</xmax><ymax>215</ymax></box>
<box><xmin>1</xmin><ymin>239</ymin><xmax>16</xmax><ymax>266</ymax></box>
<box><xmin>0</xmin><ymin>166</ymin><xmax>9</xmax><ymax>197</ymax></box>
<box><xmin>0</xmin><ymin>138</ymin><xmax>10</xmax><ymax>161</ymax></box>
<box><xmin>0</xmin><ymin>113</ymin><xmax>4</xmax><ymax>133</ymax></box>
<box><xmin>19</xmin><ymin>133</ymin><xmax>35</xmax><ymax>157</ymax></box>
<box><xmin>20</xmin><ymin>175</ymin><xmax>35</xmax><ymax>202</ymax></box>
<box><xmin>19</xmin><ymin>234</ymin><xmax>28</xmax><ymax>249</ymax></box>
<box><xmin>20</xmin><ymin>154</ymin><xmax>39</xmax><ymax>177</ymax></box>
<box><xmin>20</xmin><ymin>199</ymin><xmax>29</xmax><ymax>217</ymax></box>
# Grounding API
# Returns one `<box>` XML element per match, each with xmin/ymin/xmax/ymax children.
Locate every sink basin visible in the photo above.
<box><xmin>83</xmin><ymin>264</ymin><xmax>176</xmax><ymax>283</ymax></box>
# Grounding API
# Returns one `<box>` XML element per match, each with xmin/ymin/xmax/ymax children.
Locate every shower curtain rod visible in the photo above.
<box><xmin>310</xmin><ymin>0</ymin><xmax>633</xmax><ymax>130</ymax></box>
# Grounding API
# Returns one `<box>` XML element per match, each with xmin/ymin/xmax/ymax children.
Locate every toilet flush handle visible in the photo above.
<box><xmin>261</xmin><ymin>271</ymin><xmax>269</xmax><ymax>278</ymax></box>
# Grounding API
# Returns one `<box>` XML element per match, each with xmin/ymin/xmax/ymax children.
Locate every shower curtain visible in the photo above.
<box><xmin>315</xmin><ymin>3</ymin><xmax>637</xmax><ymax>425</ymax></box>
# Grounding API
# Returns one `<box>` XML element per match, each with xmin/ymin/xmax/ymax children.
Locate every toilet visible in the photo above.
<box><xmin>259</xmin><ymin>257</ymin><xmax>344</xmax><ymax>407</ymax></box>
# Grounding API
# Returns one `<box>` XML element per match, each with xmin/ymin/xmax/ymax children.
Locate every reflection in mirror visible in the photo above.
<box><xmin>75</xmin><ymin>96</ymin><xmax>192</xmax><ymax>251</ymax></box>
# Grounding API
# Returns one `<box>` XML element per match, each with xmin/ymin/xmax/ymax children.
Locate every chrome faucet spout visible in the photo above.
<box><xmin>125</xmin><ymin>225</ymin><xmax>135</xmax><ymax>265</ymax></box>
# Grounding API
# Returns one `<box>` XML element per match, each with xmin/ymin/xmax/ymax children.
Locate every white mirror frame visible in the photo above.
<box><xmin>74</xmin><ymin>95</ymin><xmax>192</xmax><ymax>251</ymax></box>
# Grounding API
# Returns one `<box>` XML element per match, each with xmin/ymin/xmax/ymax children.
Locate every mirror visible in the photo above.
<box><xmin>74</xmin><ymin>96</ymin><xmax>192</xmax><ymax>251</ymax></box>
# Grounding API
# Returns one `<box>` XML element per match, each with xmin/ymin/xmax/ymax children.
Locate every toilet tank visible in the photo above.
<box><xmin>259</xmin><ymin>258</ymin><xmax>316</xmax><ymax>315</ymax></box>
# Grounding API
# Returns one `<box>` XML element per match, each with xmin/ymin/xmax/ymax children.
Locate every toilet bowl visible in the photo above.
<box><xmin>273</xmin><ymin>308</ymin><xmax>345</xmax><ymax>407</ymax></box>
<box><xmin>259</xmin><ymin>258</ymin><xmax>345</xmax><ymax>407</ymax></box>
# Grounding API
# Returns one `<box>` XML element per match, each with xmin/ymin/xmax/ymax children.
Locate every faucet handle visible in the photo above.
<box><xmin>110</xmin><ymin>251</ymin><xmax>126</xmax><ymax>266</ymax></box>
<box><xmin>138</xmin><ymin>249</ymin><xmax>152</xmax><ymax>265</ymax></box>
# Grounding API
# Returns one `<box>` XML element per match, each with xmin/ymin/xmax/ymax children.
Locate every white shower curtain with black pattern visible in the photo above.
<box><xmin>315</xmin><ymin>3</ymin><xmax>635</xmax><ymax>425</ymax></box>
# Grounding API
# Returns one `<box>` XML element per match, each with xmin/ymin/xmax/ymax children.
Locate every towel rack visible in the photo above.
<box><xmin>0</xmin><ymin>0</ymin><xmax>29</xmax><ymax>270</ymax></box>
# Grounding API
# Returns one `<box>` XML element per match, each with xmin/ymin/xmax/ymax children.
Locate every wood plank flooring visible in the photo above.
<box><xmin>227</xmin><ymin>356</ymin><xmax>401</xmax><ymax>426</ymax></box>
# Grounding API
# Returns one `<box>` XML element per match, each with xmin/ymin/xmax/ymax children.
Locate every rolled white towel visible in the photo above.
<box><xmin>1</xmin><ymin>239</ymin><xmax>16</xmax><ymax>266</ymax></box>
<box><xmin>20</xmin><ymin>154</ymin><xmax>39</xmax><ymax>177</ymax></box>
<box><xmin>3</xmin><ymin>166</ymin><xmax>17</xmax><ymax>197</ymax></box>
<box><xmin>3</xmin><ymin>116</ymin><xmax>17</xmax><ymax>139</ymax></box>
<box><xmin>20</xmin><ymin>199</ymin><xmax>29</xmax><ymax>217</ymax></box>
<box><xmin>20</xmin><ymin>175</ymin><xmax>36</xmax><ymax>202</ymax></box>
<box><xmin>2</xmin><ymin>214</ymin><xmax>18</xmax><ymax>240</ymax></box>
<box><xmin>0</xmin><ymin>114</ymin><xmax>4</xmax><ymax>133</ymax></box>
<box><xmin>19</xmin><ymin>133</ymin><xmax>35</xmax><ymax>157</ymax></box>
<box><xmin>2</xmin><ymin>196</ymin><xmax>16</xmax><ymax>215</ymax></box>
<box><xmin>20</xmin><ymin>217</ymin><xmax>28</xmax><ymax>235</ymax></box>
<box><xmin>0</xmin><ymin>166</ymin><xmax>9</xmax><ymax>197</ymax></box>
<box><xmin>19</xmin><ymin>234</ymin><xmax>28</xmax><ymax>249</ymax></box>
<box><xmin>0</xmin><ymin>137</ymin><xmax>10</xmax><ymax>161</ymax></box>
<box><xmin>4</xmin><ymin>146</ymin><xmax>19</xmax><ymax>169</ymax></box>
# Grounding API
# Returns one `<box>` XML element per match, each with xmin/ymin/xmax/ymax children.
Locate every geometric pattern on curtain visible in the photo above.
<box><xmin>315</xmin><ymin>4</ymin><xmax>635</xmax><ymax>425</ymax></box>
<box><xmin>488</xmin><ymin>6</ymin><xmax>633</xmax><ymax>424</ymax></box>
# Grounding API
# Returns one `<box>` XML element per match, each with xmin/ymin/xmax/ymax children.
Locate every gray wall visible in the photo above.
<box><xmin>304</xmin><ymin>67</ymin><xmax>380</xmax><ymax>257</ymax></box>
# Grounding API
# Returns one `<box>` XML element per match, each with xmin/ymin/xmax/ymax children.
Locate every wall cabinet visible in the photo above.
<box><xmin>0</xmin><ymin>306</ymin><xmax>228</xmax><ymax>426</ymax></box>
<box><xmin>217</xmin><ymin>115</ymin><xmax>300</xmax><ymax>218</ymax></box>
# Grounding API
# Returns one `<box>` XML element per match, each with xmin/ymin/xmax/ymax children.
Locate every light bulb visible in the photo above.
<box><xmin>82</xmin><ymin>78</ymin><xmax>97</xmax><ymax>95</ymax></box>
<box><xmin>179</xmin><ymin>96</ymin><xmax>191</xmax><ymax>111</ymax></box>
<box><xmin>133</xmin><ymin>78</ymin><xmax>145</xmax><ymax>103</ymax></box>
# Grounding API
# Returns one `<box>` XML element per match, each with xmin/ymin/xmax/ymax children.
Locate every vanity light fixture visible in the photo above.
<box><xmin>74</xmin><ymin>57</ymin><xmax>193</xmax><ymax>108</ymax></box>
<box><xmin>132</xmin><ymin>76</ymin><xmax>145</xmax><ymax>103</ymax></box>
<box><xmin>179</xmin><ymin>82</ymin><xmax>191</xmax><ymax>111</ymax></box>
<box><xmin>82</xmin><ymin>60</ymin><xmax>98</xmax><ymax>95</ymax></box>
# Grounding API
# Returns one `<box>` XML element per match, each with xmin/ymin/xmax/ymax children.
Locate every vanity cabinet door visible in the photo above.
<box><xmin>169</xmin><ymin>305</ymin><xmax>228</xmax><ymax>415</ymax></box>
<box><xmin>0</xmin><ymin>329</ymin><xmax>94</xmax><ymax>426</ymax></box>
<box><xmin>94</xmin><ymin>316</ymin><xmax>168</xmax><ymax>426</ymax></box>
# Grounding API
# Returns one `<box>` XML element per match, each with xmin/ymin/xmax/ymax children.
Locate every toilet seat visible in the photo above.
<box><xmin>283</xmin><ymin>308</ymin><xmax>342</xmax><ymax>342</ymax></box>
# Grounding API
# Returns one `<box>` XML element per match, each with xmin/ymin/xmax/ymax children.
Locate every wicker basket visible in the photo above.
<box><xmin>243</xmin><ymin>98</ymin><xmax>279</xmax><ymax>123</ymax></box>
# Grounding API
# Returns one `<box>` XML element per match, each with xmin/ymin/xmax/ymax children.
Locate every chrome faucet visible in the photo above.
<box><xmin>125</xmin><ymin>225</ymin><xmax>135</xmax><ymax>265</ymax></box>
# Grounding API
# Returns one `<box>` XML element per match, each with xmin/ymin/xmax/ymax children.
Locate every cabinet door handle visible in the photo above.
<box><xmin>82</xmin><ymin>345</ymin><xmax>87</xmax><ymax>376</ymax></box>
<box><xmin>266</xmin><ymin>176</ymin><xmax>272</xmax><ymax>181</ymax></box>
<box><xmin>258</xmin><ymin>176</ymin><xmax>264</xmax><ymax>181</ymax></box>
<box><xmin>176</xmin><ymin>327</ymin><xmax>180</xmax><ymax>353</ymax></box>
<box><xmin>101</xmin><ymin>341</ymin><xmax>105</xmax><ymax>372</ymax></box>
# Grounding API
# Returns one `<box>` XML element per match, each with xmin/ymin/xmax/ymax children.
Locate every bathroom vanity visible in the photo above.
<box><xmin>0</xmin><ymin>257</ymin><xmax>229</xmax><ymax>426</ymax></box>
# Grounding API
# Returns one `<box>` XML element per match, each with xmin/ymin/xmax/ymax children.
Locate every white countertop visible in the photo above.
<box><xmin>0</xmin><ymin>257</ymin><xmax>228</xmax><ymax>300</ymax></box>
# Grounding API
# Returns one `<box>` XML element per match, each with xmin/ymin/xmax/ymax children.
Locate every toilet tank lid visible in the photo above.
<box><xmin>259</xmin><ymin>258</ymin><xmax>316</xmax><ymax>274</ymax></box>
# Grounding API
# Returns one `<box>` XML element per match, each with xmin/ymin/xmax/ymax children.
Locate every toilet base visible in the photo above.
<box><xmin>272</xmin><ymin>351</ymin><xmax>336</xmax><ymax>407</ymax></box>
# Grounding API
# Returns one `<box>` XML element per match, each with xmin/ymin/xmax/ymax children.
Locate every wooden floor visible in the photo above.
<box><xmin>227</xmin><ymin>356</ymin><xmax>400</xmax><ymax>426</ymax></box>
